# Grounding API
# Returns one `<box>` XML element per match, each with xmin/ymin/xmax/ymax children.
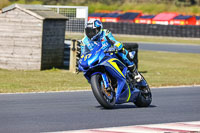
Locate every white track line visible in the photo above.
<box><xmin>0</xmin><ymin>85</ymin><xmax>200</xmax><ymax>95</ymax></box>
<box><xmin>46</xmin><ymin>121</ymin><xmax>200</xmax><ymax>133</ymax></box>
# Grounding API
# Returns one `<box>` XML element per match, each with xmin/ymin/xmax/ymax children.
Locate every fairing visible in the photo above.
<box><xmin>78</xmin><ymin>42</ymin><xmax>141</xmax><ymax>104</ymax></box>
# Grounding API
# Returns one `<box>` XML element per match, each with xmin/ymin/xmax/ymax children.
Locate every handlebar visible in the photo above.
<box><xmin>104</xmin><ymin>50</ymin><xmax>117</xmax><ymax>53</ymax></box>
<box><xmin>104</xmin><ymin>47</ymin><xmax>118</xmax><ymax>53</ymax></box>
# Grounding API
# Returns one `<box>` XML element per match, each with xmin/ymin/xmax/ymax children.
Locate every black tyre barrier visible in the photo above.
<box><xmin>123</xmin><ymin>43</ymin><xmax>139</xmax><ymax>69</ymax></box>
<box><xmin>103</xmin><ymin>22</ymin><xmax>200</xmax><ymax>38</ymax></box>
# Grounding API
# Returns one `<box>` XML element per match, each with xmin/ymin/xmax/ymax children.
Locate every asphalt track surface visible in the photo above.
<box><xmin>138</xmin><ymin>42</ymin><xmax>200</xmax><ymax>54</ymax></box>
<box><xmin>0</xmin><ymin>86</ymin><xmax>200</xmax><ymax>133</ymax></box>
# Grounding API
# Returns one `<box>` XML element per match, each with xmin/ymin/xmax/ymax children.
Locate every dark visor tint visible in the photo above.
<box><xmin>85</xmin><ymin>27</ymin><xmax>97</xmax><ymax>39</ymax></box>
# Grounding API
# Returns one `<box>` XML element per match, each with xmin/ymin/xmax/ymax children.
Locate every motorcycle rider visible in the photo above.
<box><xmin>80</xmin><ymin>19</ymin><xmax>142</xmax><ymax>82</ymax></box>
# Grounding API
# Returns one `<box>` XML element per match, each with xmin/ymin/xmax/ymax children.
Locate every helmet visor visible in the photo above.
<box><xmin>85</xmin><ymin>27</ymin><xmax>97</xmax><ymax>39</ymax></box>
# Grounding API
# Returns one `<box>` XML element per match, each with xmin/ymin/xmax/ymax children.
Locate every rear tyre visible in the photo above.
<box><xmin>134</xmin><ymin>75</ymin><xmax>152</xmax><ymax>107</ymax></box>
<box><xmin>91</xmin><ymin>74</ymin><xmax>116</xmax><ymax>109</ymax></box>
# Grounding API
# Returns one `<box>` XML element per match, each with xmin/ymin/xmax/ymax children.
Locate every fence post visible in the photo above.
<box><xmin>69</xmin><ymin>39</ymin><xmax>77</xmax><ymax>73</ymax></box>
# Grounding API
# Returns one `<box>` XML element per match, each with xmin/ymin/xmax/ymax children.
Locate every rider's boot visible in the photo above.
<box><xmin>128</xmin><ymin>65</ymin><xmax>142</xmax><ymax>82</ymax></box>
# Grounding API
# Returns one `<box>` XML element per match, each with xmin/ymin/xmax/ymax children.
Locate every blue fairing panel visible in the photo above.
<box><xmin>100</xmin><ymin>58</ymin><xmax>132</xmax><ymax>103</ymax></box>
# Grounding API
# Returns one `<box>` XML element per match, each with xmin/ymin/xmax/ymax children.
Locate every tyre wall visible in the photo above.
<box><xmin>103</xmin><ymin>22</ymin><xmax>200</xmax><ymax>38</ymax></box>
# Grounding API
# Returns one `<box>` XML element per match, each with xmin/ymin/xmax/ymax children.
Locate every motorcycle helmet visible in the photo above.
<box><xmin>85</xmin><ymin>19</ymin><xmax>103</xmax><ymax>41</ymax></box>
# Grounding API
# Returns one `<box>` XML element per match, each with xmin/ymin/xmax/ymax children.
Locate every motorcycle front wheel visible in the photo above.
<box><xmin>91</xmin><ymin>74</ymin><xmax>116</xmax><ymax>109</ymax></box>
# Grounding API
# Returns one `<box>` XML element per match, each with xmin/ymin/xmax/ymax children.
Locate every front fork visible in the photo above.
<box><xmin>91</xmin><ymin>72</ymin><xmax>110</xmax><ymax>88</ymax></box>
<box><xmin>101</xmin><ymin>73</ymin><xmax>109</xmax><ymax>88</ymax></box>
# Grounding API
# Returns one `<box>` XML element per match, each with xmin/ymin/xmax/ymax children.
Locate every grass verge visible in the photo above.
<box><xmin>140</xmin><ymin>51</ymin><xmax>200</xmax><ymax>87</ymax></box>
<box><xmin>0</xmin><ymin>68</ymin><xmax>89</xmax><ymax>93</ymax></box>
<box><xmin>0</xmin><ymin>51</ymin><xmax>200</xmax><ymax>93</ymax></box>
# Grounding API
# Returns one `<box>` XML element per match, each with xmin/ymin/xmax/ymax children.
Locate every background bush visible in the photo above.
<box><xmin>0</xmin><ymin>0</ymin><xmax>10</xmax><ymax>9</ymax></box>
<box><xmin>1</xmin><ymin>0</ymin><xmax>200</xmax><ymax>15</ymax></box>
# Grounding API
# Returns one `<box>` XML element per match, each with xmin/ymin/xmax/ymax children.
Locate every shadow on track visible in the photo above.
<box><xmin>139</xmin><ymin>71</ymin><xmax>148</xmax><ymax>74</ymax></box>
<box><xmin>96</xmin><ymin>104</ymin><xmax>157</xmax><ymax>110</ymax></box>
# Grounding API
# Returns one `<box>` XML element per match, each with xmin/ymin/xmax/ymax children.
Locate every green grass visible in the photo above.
<box><xmin>0</xmin><ymin>68</ymin><xmax>89</xmax><ymax>93</ymax></box>
<box><xmin>139</xmin><ymin>51</ymin><xmax>200</xmax><ymax>87</ymax></box>
<box><xmin>0</xmin><ymin>51</ymin><xmax>200</xmax><ymax>93</ymax></box>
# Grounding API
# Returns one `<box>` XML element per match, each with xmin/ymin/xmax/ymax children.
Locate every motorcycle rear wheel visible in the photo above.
<box><xmin>91</xmin><ymin>74</ymin><xmax>116</xmax><ymax>109</ymax></box>
<box><xmin>134</xmin><ymin>75</ymin><xmax>152</xmax><ymax>107</ymax></box>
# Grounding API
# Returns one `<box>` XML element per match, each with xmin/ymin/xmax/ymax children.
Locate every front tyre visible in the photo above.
<box><xmin>91</xmin><ymin>74</ymin><xmax>116</xmax><ymax>109</ymax></box>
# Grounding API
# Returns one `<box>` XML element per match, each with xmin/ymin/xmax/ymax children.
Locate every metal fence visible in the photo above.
<box><xmin>44</xmin><ymin>5</ymin><xmax>88</xmax><ymax>33</ymax></box>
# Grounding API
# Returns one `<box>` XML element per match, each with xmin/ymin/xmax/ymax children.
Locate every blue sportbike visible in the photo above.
<box><xmin>78</xmin><ymin>42</ymin><xmax>152</xmax><ymax>109</ymax></box>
